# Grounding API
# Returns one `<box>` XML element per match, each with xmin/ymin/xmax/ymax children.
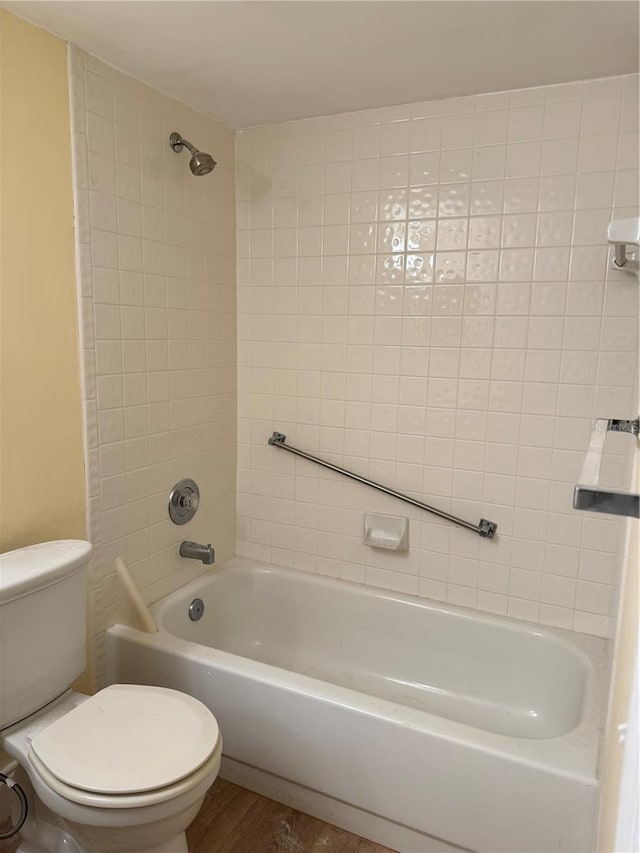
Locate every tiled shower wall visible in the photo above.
<box><xmin>236</xmin><ymin>74</ymin><xmax>639</xmax><ymax>638</ymax></box>
<box><xmin>69</xmin><ymin>47</ymin><xmax>236</xmax><ymax>687</ymax></box>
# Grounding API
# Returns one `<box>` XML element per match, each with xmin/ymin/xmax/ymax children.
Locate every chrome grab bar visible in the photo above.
<box><xmin>268</xmin><ymin>432</ymin><xmax>498</xmax><ymax>539</ymax></box>
<box><xmin>573</xmin><ymin>417</ymin><xmax>639</xmax><ymax>519</ymax></box>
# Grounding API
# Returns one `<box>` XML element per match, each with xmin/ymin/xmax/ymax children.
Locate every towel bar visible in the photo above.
<box><xmin>268</xmin><ymin>432</ymin><xmax>498</xmax><ymax>538</ymax></box>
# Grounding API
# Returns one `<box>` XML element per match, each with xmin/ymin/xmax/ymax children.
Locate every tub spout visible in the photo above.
<box><xmin>179</xmin><ymin>540</ymin><xmax>215</xmax><ymax>565</ymax></box>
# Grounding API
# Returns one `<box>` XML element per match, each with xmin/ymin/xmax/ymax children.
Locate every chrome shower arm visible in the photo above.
<box><xmin>169</xmin><ymin>132</ymin><xmax>197</xmax><ymax>154</ymax></box>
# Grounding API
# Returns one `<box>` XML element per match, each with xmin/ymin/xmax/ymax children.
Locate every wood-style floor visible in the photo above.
<box><xmin>187</xmin><ymin>778</ymin><xmax>398</xmax><ymax>853</ymax></box>
<box><xmin>0</xmin><ymin>779</ymin><xmax>396</xmax><ymax>852</ymax></box>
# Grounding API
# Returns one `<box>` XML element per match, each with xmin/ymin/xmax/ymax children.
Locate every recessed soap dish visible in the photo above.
<box><xmin>363</xmin><ymin>513</ymin><xmax>409</xmax><ymax>551</ymax></box>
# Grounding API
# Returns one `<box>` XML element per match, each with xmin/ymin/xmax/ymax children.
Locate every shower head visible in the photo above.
<box><xmin>169</xmin><ymin>132</ymin><xmax>217</xmax><ymax>176</ymax></box>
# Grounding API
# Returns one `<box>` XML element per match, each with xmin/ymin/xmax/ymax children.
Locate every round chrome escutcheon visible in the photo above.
<box><xmin>189</xmin><ymin>598</ymin><xmax>205</xmax><ymax>622</ymax></box>
<box><xmin>168</xmin><ymin>478</ymin><xmax>200</xmax><ymax>525</ymax></box>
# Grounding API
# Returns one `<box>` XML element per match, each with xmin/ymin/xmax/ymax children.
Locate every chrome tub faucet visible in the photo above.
<box><xmin>179</xmin><ymin>541</ymin><xmax>215</xmax><ymax>565</ymax></box>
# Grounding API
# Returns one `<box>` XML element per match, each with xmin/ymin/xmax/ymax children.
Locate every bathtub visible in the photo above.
<box><xmin>106</xmin><ymin>558</ymin><xmax>607</xmax><ymax>853</ymax></box>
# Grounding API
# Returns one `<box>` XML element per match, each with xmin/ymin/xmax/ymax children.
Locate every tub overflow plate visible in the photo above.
<box><xmin>189</xmin><ymin>598</ymin><xmax>205</xmax><ymax>622</ymax></box>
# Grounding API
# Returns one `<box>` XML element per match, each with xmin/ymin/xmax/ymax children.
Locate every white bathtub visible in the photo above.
<box><xmin>106</xmin><ymin>558</ymin><xmax>607</xmax><ymax>853</ymax></box>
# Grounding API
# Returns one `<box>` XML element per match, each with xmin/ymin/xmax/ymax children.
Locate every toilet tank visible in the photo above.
<box><xmin>0</xmin><ymin>540</ymin><xmax>92</xmax><ymax>729</ymax></box>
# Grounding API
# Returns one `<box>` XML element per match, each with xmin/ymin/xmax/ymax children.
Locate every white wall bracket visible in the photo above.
<box><xmin>608</xmin><ymin>217</ymin><xmax>640</xmax><ymax>277</ymax></box>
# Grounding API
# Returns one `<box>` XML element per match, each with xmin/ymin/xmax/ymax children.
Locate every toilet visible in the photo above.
<box><xmin>0</xmin><ymin>540</ymin><xmax>222</xmax><ymax>853</ymax></box>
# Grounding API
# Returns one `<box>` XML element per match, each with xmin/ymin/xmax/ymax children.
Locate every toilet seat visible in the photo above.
<box><xmin>28</xmin><ymin>738</ymin><xmax>222</xmax><ymax>809</ymax></box>
<box><xmin>28</xmin><ymin>684</ymin><xmax>221</xmax><ymax>808</ymax></box>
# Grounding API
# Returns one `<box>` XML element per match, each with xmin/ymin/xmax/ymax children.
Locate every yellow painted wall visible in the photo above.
<box><xmin>0</xmin><ymin>10</ymin><xmax>85</xmax><ymax>551</ymax></box>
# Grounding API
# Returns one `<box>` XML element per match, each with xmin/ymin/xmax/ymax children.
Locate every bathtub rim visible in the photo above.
<box><xmin>152</xmin><ymin>557</ymin><xmax>601</xmax><ymax>672</ymax></box>
<box><xmin>109</xmin><ymin>557</ymin><xmax>608</xmax><ymax>784</ymax></box>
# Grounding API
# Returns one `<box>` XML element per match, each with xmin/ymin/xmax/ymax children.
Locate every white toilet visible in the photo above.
<box><xmin>0</xmin><ymin>540</ymin><xmax>222</xmax><ymax>852</ymax></box>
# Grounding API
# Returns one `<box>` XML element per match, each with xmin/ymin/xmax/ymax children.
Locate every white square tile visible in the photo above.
<box><xmin>502</xmin><ymin>213</ymin><xmax>536</xmax><ymax>248</ymax></box>
<box><xmin>436</xmin><ymin>218</ymin><xmax>468</xmax><ymax>251</ymax></box>
<box><xmin>578</xmin><ymin>134</ymin><xmax>617</xmax><ymax>173</ymax></box>
<box><xmin>533</xmin><ymin>247</ymin><xmax>570</xmax><ymax>281</ymax></box>
<box><xmin>466</xmin><ymin>252</ymin><xmax>498</xmax><ymax>283</ymax></box>
<box><xmin>616</xmin><ymin>132</ymin><xmax>639</xmax><ymax>171</ymax></box>
<box><xmin>581</xmin><ymin>96</ymin><xmax>621</xmax><ymax>137</ymax></box>
<box><xmin>472</xmin><ymin>145</ymin><xmax>506</xmax><ymax>180</ymax></box>
<box><xmin>506</xmin><ymin>142</ymin><xmax>542</xmax><ymax>178</ymax></box>
<box><xmin>351</xmin><ymin>158</ymin><xmax>380</xmax><ymax>192</ymax></box>
<box><xmin>613</xmin><ymin>169</ymin><xmax>639</xmax><ymax>208</ymax></box>
<box><xmin>474</xmin><ymin>110</ymin><xmax>508</xmax><ymax>146</ymax></box>
<box><xmin>543</xmin><ymin>101</ymin><xmax>581</xmax><ymax>139</ymax></box>
<box><xmin>538</xmin><ymin>175</ymin><xmax>575</xmax><ymax>211</ymax></box>
<box><xmin>441</xmin><ymin>149</ymin><xmax>473</xmax><ymax>183</ymax></box>
<box><xmin>540</xmin><ymin>138</ymin><xmax>579</xmax><ymax>176</ymax></box>
<box><xmin>408</xmin><ymin>186</ymin><xmax>437</xmax><ymax>220</ymax></box>
<box><xmin>85</xmin><ymin>72</ymin><xmax>114</xmax><ymax>120</ymax></box>
<box><xmin>381</xmin><ymin>121</ymin><xmax>411</xmax><ymax>156</ymax></box>
<box><xmin>575</xmin><ymin>580</ymin><xmax>612</xmax><ymax>616</ymax></box>
<box><xmin>537</xmin><ymin>211</ymin><xmax>572</xmax><ymax>246</ymax></box>
<box><xmin>438</xmin><ymin>184</ymin><xmax>470</xmax><ymax>218</ymax></box>
<box><xmin>508</xmin><ymin>105</ymin><xmax>544</xmax><ymax>142</ymax></box>
<box><xmin>503</xmin><ymin>178</ymin><xmax>538</xmax><ymax>213</ymax></box>
<box><xmin>575</xmin><ymin>172</ymin><xmax>614</xmax><ymax>209</ymax></box>
<box><xmin>441</xmin><ymin>114</ymin><xmax>473</xmax><ymax>149</ymax></box>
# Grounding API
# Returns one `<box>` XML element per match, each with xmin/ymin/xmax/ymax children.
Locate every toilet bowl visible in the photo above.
<box><xmin>0</xmin><ymin>541</ymin><xmax>222</xmax><ymax>852</ymax></box>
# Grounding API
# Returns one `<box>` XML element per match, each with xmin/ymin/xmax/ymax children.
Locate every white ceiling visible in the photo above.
<box><xmin>5</xmin><ymin>1</ymin><xmax>639</xmax><ymax>129</ymax></box>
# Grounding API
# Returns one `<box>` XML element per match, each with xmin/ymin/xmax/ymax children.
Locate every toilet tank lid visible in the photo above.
<box><xmin>0</xmin><ymin>540</ymin><xmax>92</xmax><ymax>604</ymax></box>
